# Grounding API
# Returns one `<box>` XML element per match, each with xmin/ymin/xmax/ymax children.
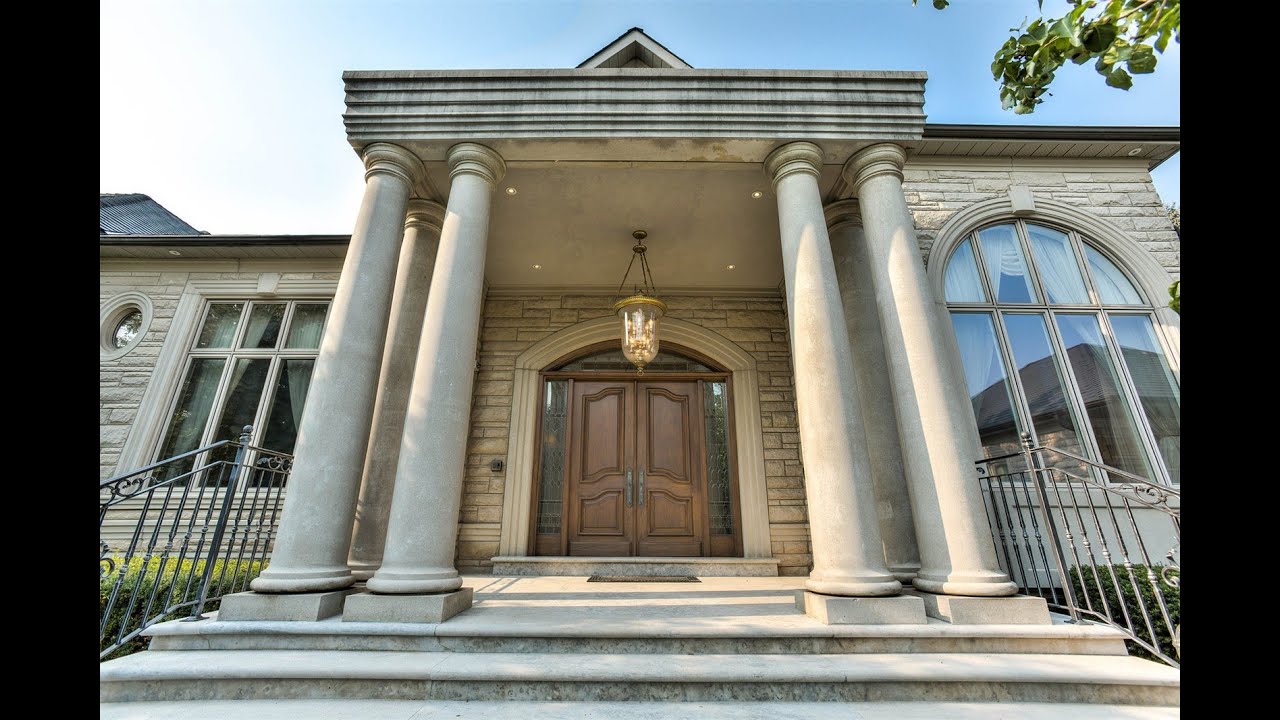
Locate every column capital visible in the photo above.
<box><xmin>447</xmin><ymin>142</ymin><xmax>506</xmax><ymax>185</ymax></box>
<box><xmin>824</xmin><ymin>199</ymin><xmax>862</xmax><ymax>230</ymax></box>
<box><xmin>362</xmin><ymin>143</ymin><xmax>426</xmax><ymax>187</ymax></box>
<box><xmin>842</xmin><ymin>143</ymin><xmax>908</xmax><ymax>195</ymax></box>
<box><xmin>763</xmin><ymin>141</ymin><xmax>824</xmax><ymax>188</ymax></box>
<box><xmin>405</xmin><ymin>198</ymin><xmax>446</xmax><ymax>233</ymax></box>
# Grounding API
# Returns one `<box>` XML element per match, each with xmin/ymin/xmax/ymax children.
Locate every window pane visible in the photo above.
<box><xmin>154</xmin><ymin>358</ymin><xmax>227</xmax><ymax>482</ymax></box>
<box><xmin>206</xmin><ymin>358</ymin><xmax>272</xmax><ymax>470</ymax></box>
<box><xmin>944</xmin><ymin>238</ymin><xmax>986</xmax><ymax>302</ymax></box>
<box><xmin>1084</xmin><ymin>245</ymin><xmax>1143</xmax><ymax>305</ymax></box>
<box><xmin>285</xmin><ymin>303</ymin><xmax>329</xmax><ymax>349</ymax></box>
<box><xmin>976</xmin><ymin>224</ymin><xmax>1037</xmax><ymax>303</ymax></box>
<box><xmin>950</xmin><ymin>312</ymin><xmax>1022</xmax><ymax>464</ymax></box>
<box><xmin>241</xmin><ymin>303</ymin><xmax>286</xmax><ymax>349</ymax></box>
<box><xmin>113</xmin><ymin>311</ymin><xmax>143</xmax><ymax>349</ymax></box>
<box><xmin>1055</xmin><ymin>314</ymin><xmax>1154</xmax><ymax>480</ymax></box>
<box><xmin>196</xmin><ymin>303</ymin><xmax>244</xmax><ymax>348</ymax></box>
<box><xmin>1025</xmin><ymin>224</ymin><xmax>1089</xmax><ymax>304</ymax></box>
<box><xmin>1110</xmin><ymin>314</ymin><xmax>1180</xmax><ymax>483</ymax></box>
<box><xmin>536</xmin><ymin>380</ymin><xmax>569</xmax><ymax>535</ymax></box>
<box><xmin>258</xmin><ymin>359</ymin><xmax>315</xmax><ymax>454</ymax></box>
<box><xmin>704</xmin><ymin>381</ymin><xmax>733</xmax><ymax>535</ymax></box>
<box><xmin>1002</xmin><ymin>313</ymin><xmax>1089</xmax><ymax>477</ymax></box>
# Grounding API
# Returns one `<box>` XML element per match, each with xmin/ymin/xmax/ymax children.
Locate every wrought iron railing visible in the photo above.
<box><xmin>978</xmin><ymin>433</ymin><xmax>1180</xmax><ymax>667</ymax></box>
<box><xmin>99</xmin><ymin>426</ymin><xmax>291</xmax><ymax>660</ymax></box>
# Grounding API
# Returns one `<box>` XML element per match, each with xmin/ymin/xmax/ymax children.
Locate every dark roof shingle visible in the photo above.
<box><xmin>100</xmin><ymin>194</ymin><xmax>205</xmax><ymax>235</ymax></box>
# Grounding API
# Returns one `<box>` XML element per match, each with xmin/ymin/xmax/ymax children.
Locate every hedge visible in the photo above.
<box><xmin>1067</xmin><ymin>562</ymin><xmax>1179</xmax><ymax>662</ymax></box>
<box><xmin>100</xmin><ymin>556</ymin><xmax>264</xmax><ymax>660</ymax></box>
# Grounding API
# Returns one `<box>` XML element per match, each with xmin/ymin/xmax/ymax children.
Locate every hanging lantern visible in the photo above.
<box><xmin>612</xmin><ymin>230</ymin><xmax>667</xmax><ymax>375</ymax></box>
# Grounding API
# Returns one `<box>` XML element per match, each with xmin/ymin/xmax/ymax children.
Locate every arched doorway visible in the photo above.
<box><xmin>530</xmin><ymin>341</ymin><xmax>742</xmax><ymax>557</ymax></box>
<box><xmin>496</xmin><ymin>316</ymin><xmax>772</xmax><ymax>560</ymax></box>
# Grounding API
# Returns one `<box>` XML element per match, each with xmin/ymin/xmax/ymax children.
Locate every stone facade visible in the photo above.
<box><xmin>902</xmin><ymin>162</ymin><xmax>1180</xmax><ymax>277</ymax></box>
<box><xmin>458</xmin><ymin>292</ymin><xmax>813</xmax><ymax>576</ymax></box>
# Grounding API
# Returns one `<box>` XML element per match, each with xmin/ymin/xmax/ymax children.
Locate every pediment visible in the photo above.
<box><xmin>577</xmin><ymin>27</ymin><xmax>692</xmax><ymax>69</ymax></box>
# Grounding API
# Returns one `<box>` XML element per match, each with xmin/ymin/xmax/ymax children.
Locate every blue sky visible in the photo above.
<box><xmin>100</xmin><ymin>0</ymin><xmax>1180</xmax><ymax>234</ymax></box>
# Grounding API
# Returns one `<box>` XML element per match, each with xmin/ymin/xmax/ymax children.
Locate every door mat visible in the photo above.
<box><xmin>587</xmin><ymin>575</ymin><xmax>701</xmax><ymax>583</ymax></box>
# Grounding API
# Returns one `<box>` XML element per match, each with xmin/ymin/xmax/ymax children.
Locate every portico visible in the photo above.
<box><xmin>224</xmin><ymin>33</ymin><xmax>1022</xmax><ymax>625</ymax></box>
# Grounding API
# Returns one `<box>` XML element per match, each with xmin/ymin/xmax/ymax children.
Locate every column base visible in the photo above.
<box><xmin>217</xmin><ymin>589</ymin><xmax>358</xmax><ymax>621</ymax></box>
<box><xmin>805</xmin><ymin>573</ymin><xmax>902</xmax><ymax>597</ymax></box>
<box><xmin>342</xmin><ymin>588</ymin><xmax>473</xmax><ymax>623</ymax></box>
<box><xmin>365</xmin><ymin>567</ymin><xmax>462</xmax><ymax>594</ymax></box>
<box><xmin>912</xmin><ymin>591</ymin><xmax>1052</xmax><ymax>625</ymax></box>
<box><xmin>795</xmin><ymin>590</ymin><xmax>926</xmax><ymax>625</ymax></box>
<box><xmin>911</xmin><ymin>569</ymin><xmax>1019</xmax><ymax>597</ymax></box>
<box><xmin>249</xmin><ymin>566</ymin><xmax>356</xmax><ymax>593</ymax></box>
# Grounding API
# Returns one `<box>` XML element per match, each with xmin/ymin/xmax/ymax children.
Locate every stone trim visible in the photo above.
<box><xmin>496</xmin><ymin>316</ymin><xmax>773</xmax><ymax>560</ymax></box>
<box><xmin>100</xmin><ymin>291</ymin><xmax>154</xmax><ymax>362</ymax></box>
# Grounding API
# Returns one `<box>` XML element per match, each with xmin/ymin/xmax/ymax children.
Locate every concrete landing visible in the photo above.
<box><xmin>100</xmin><ymin>700</ymin><xmax>1181</xmax><ymax>719</ymax></box>
<box><xmin>490</xmin><ymin>556</ymin><xmax>780</xmax><ymax>577</ymax></box>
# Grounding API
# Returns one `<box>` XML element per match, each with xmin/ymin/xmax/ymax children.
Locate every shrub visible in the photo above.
<box><xmin>100</xmin><ymin>556</ymin><xmax>264</xmax><ymax>660</ymax></box>
<box><xmin>1067</xmin><ymin>562</ymin><xmax>1179</xmax><ymax>662</ymax></box>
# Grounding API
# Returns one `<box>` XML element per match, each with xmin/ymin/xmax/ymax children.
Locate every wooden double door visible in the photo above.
<box><xmin>567</xmin><ymin>379</ymin><xmax>708</xmax><ymax>557</ymax></box>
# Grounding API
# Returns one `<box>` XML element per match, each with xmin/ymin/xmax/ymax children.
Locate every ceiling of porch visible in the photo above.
<box><xmin>432</xmin><ymin>160</ymin><xmax>841</xmax><ymax>291</ymax></box>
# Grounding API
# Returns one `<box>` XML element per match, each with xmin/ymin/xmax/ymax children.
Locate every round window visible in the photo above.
<box><xmin>113</xmin><ymin>310</ymin><xmax>143</xmax><ymax>349</ymax></box>
<box><xmin>101</xmin><ymin>293</ymin><xmax>154</xmax><ymax>360</ymax></box>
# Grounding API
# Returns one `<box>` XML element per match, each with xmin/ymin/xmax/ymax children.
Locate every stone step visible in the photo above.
<box><xmin>144</xmin><ymin>616</ymin><xmax>1130</xmax><ymax>656</ymax></box>
<box><xmin>489</xmin><ymin>557</ymin><xmax>780</xmax><ymax>577</ymax></box>
<box><xmin>100</xmin><ymin>699</ymin><xmax>1182</xmax><ymax>719</ymax></box>
<box><xmin>99</xmin><ymin>650</ymin><xmax>1180</xmax><ymax>704</ymax></box>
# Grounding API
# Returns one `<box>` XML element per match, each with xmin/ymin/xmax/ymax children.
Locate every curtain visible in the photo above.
<box><xmin>242</xmin><ymin>304</ymin><xmax>284</xmax><ymax>348</ymax></box>
<box><xmin>197</xmin><ymin>304</ymin><xmax>243</xmax><ymax>348</ymax></box>
<box><xmin>285</xmin><ymin>359</ymin><xmax>315</xmax><ymax>437</ymax></box>
<box><xmin>977</xmin><ymin>225</ymin><xmax>1033</xmax><ymax>303</ymax></box>
<box><xmin>944</xmin><ymin>239</ymin><xmax>986</xmax><ymax>302</ymax></box>
<box><xmin>286</xmin><ymin>305</ymin><xmax>328</xmax><ymax>349</ymax></box>
<box><xmin>1025</xmin><ymin>226</ymin><xmax>1088</xmax><ymax>304</ymax></box>
<box><xmin>1084</xmin><ymin>246</ymin><xmax>1143</xmax><ymax>305</ymax></box>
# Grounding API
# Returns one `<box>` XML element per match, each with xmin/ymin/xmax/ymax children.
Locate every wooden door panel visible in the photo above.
<box><xmin>636</xmin><ymin>382</ymin><xmax>703</xmax><ymax>556</ymax></box>
<box><xmin>567</xmin><ymin>382</ymin><xmax>633</xmax><ymax>556</ymax></box>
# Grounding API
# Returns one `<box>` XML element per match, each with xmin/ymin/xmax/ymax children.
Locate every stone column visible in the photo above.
<box><xmin>763</xmin><ymin>142</ymin><xmax>901</xmax><ymax>599</ymax></box>
<box><xmin>824</xmin><ymin>200</ymin><xmax>922</xmax><ymax>583</ymax></box>
<box><xmin>249</xmin><ymin>143</ymin><xmax>423</xmax><ymax>594</ymax></box>
<box><xmin>364</xmin><ymin>143</ymin><xmax>506</xmax><ymax>596</ymax></box>
<box><xmin>348</xmin><ymin>199</ymin><xmax>446</xmax><ymax>580</ymax></box>
<box><xmin>845</xmin><ymin>143</ymin><xmax>1017</xmax><ymax>597</ymax></box>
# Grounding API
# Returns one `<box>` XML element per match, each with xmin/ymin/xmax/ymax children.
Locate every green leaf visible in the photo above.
<box><xmin>1128</xmin><ymin>44</ymin><xmax>1157</xmax><ymax>73</ymax></box>
<box><xmin>1082</xmin><ymin>22</ymin><xmax>1118</xmax><ymax>52</ymax></box>
<box><xmin>933</xmin><ymin>0</ymin><xmax>950</xmax><ymax>9</ymax></box>
<box><xmin>1105</xmin><ymin>67</ymin><xmax>1133</xmax><ymax>89</ymax></box>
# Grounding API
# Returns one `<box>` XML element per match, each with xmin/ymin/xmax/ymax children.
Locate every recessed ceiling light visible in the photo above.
<box><xmin>532</xmin><ymin>264</ymin><xmax>542</xmax><ymax>270</ymax></box>
<box><xmin>168</xmin><ymin>250</ymin><xmax>182</xmax><ymax>256</ymax></box>
<box><xmin>750</xmin><ymin>191</ymin><xmax>764</xmax><ymax>199</ymax></box>
<box><xmin>726</xmin><ymin>264</ymin><xmax>736</xmax><ymax>270</ymax></box>
<box><xmin>505</xmin><ymin>187</ymin><xmax>518</xmax><ymax>195</ymax></box>
<box><xmin>1127</xmin><ymin>147</ymin><xmax>1143</xmax><ymax>157</ymax></box>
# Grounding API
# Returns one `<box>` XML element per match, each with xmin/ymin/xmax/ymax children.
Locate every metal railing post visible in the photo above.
<box><xmin>1020</xmin><ymin>432</ymin><xmax>1081</xmax><ymax>622</ymax></box>
<box><xmin>184</xmin><ymin>425</ymin><xmax>252</xmax><ymax>621</ymax></box>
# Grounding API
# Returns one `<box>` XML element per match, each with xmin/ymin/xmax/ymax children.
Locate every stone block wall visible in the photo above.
<box><xmin>459</xmin><ymin>292</ymin><xmax>814</xmax><ymax>576</ymax></box>
<box><xmin>901</xmin><ymin>162</ymin><xmax>1180</xmax><ymax>278</ymax></box>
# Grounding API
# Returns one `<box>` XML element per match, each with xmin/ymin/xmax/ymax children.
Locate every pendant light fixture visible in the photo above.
<box><xmin>612</xmin><ymin>230</ymin><xmax>666</xmax><ymax>375</ymax></box>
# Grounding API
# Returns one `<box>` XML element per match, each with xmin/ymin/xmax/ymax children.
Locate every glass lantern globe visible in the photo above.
<box><xmin>613</xmin><ymin>295</ymin><xmax>667</xmax><ymax>374</ymax></box>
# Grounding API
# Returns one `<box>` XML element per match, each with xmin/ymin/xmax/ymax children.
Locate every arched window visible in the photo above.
<box><xmin>944</xmin><ymin>220</ymin><xmax>1179</xmax><ymax>485</ymax></box>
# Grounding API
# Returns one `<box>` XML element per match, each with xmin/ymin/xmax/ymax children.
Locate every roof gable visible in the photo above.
<box><xmin>577</xmin><ymin>27</ymin><xmax>691</xmax><ymax>69</ymax></box>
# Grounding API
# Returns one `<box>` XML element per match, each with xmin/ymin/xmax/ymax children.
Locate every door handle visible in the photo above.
<box><xmin>638</xmin><ymin>469</ymin><xmax>645</xmax><ymax>505</ymax></box>
<box><xmin>625</xmin><ymin>468</ymin><xmax>633</xmax><ymax>507</ymax></box>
